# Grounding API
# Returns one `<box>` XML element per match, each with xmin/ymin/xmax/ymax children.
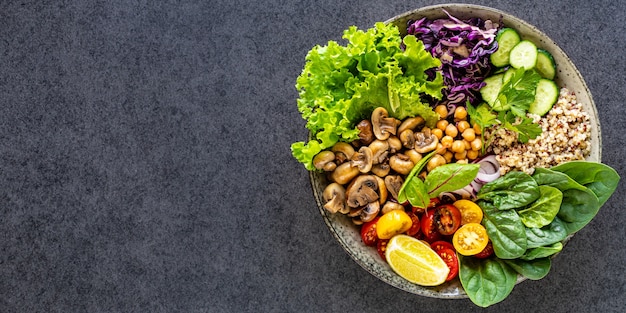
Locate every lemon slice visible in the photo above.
<box><xmin>385</xmin><ymin>235</ymin><xmax>450</xmax><ymax>286</ymax></box>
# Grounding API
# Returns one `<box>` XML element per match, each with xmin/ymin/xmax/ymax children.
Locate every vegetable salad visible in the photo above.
<box><xmin>291</xmin><ymin>10</ymin><xmax>619</xmax><ymax>308</ymax></box>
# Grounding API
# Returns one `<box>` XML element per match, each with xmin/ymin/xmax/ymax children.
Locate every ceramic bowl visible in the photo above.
<box><xmin>310</xmin><ymin>3</ymin><xmax>601</xmax><ymax>298</ymax></box>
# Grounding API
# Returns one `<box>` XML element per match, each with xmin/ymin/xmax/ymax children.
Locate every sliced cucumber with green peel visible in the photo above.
<box><xmin>529</xmin><ymin>79</ymin><xmax>559</xmax><ymax>116</ymax></box>
<box><xmin>480</xmin><ymin>74</ymin><xmax>509</xmax><ymax>111</ymax></box>
<box><xmin>536</xmin><ymin>49</ymin><xmax>556</xmax><ymax>80</ymax></box>
<box><xmin>490</xmin><ymin>28</ymin><xmax>521</xmax><ymax>67</ymax></box>
<box><xmin>502</xmin><ymin>68</ymin><xmax>515</xmax><ymax>85</ymax></box>
<box><xmin>509</xmin><ymin>40</ymin><xmax>538</xmax><ymax>69</ymax></box>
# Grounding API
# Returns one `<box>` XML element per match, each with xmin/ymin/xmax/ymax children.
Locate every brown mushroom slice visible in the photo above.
<box><xmin>322</xmin><ymin>183</ymin><xmax>346</xmax><ymax>214</ymax></box>
<box><xmin>350</xmin><ymin>146</ymin><xmax>373</xmax><ymax>173</ymax></box>
<box><xmin>384</xmin><ymin>175</ymin><xmax>404</xmax><ymax>201</ymax></box>
<box><xmin>398</xmin><ymin>116</ymin><xmax>426</xmax><ymax>134</ymax></box>
<box><xmin>387</xmin><ymin>136</ymin><xmax>402</xmax><ymax>154</ymax></box>
<box><xmin>330</xmin><ymin>162</ymin><xmax>360</xmax><ymax>185</ymax></box>
<box><xmin>345</xmin><ymin>175</ymin><xmax>379</xmax><ymax>208</ymax></box>
<box><xmin>368</xmin><ymin>139</ymin><xmax>389</xmax><ymax>164</ymax></box>
<box><xmin>405</xmin><ymin>149</ymin><xmax>423</xmax><ymax>165</ymax></box>
<box><xmin>371</xmin><ymin>162</ymin><xmax>390</xmax><ymax>177</ymax></box>
<box><xmin>356</xmin><ymin>119</ymin><xmax>374</xmax><ymax>145</ymax></box>
<box><xmin>313</xmin><ymin>150</ymin><xmax>337</xmax><ymax>171</ymax></box>
<box><xmin>371</xmin><ymin>107</ymin><xmax>400</xmax><ymax>140</ymax></box>
<box><xmin>389</xmin><ymin>153</ymin><xmax>415</xmax><ymax>175</ymax></box>
<box><xmin>399</xmin><ymin>129</ymin><xmax>416</xmax><ymax>149</ymax></box>
<box><xmin>331</xmin><ymin>142</ymin><xmax>355</xmax><ymax>164</ymax></box>
<box><xmin>360</xmin><ymin>201</ymin><xmax>380</xmax><ymax>223</ymax></box>
<box><xmin>381</xmin><ymin>201</ymin><xmax>405</xmax><ymax>214</ymax></box>
<box><xmin>414</xmin><ymin>128</ymin><xmax>439</xmax><ymax>153</ymax></box>
<box><xmin>374</xmin><ymin>176</ymin><xmax>387</xmax><ymax>205</ymax></box>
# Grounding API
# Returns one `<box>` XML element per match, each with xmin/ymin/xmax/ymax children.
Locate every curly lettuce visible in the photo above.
<box><xmin>292</xmin><ymin>22</ymin><xmax>444</xmax><ymax>170</ymax></box>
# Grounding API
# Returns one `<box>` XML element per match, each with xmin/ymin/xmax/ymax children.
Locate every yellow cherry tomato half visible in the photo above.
<box><xmin>452</xmin><ymin>223</ymin><xmax>489</xmax><ymax>256</ymax></box>
<box><xmin>453</xmin><ymin>199</ymin><xmax>484</xmax><ymax>225</ymax></box>
<box><xmin>376</xmin><ymin>210</ymin><xmax>413</xmax><ymax>240</ymax></box>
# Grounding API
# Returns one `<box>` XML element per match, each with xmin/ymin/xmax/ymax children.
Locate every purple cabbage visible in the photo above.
<box><xmin>407</xmin><ymin>10</ymin><xmax>500</xmax><ymax>115</ymax></box>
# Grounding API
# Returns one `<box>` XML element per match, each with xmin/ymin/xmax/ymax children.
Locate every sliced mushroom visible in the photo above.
<box><xmin>356</xmin><ymin>119</ymin><xmax>374</xmax><ymax>145</ymax></box>
<box><xmin>399</xmin><ymin>129</ymin><xmax>416</xmax><ymax>149</ymax></box>
<box><xmin>387</xmin><ymin>136</ymin><xmax>402</xmax><ymax>154</ymax></box>
<box><xmin>331</xmin><ymin>142</ymin><xmax>355</xmax><ymax>164</ymax></box>
<box><xmin>414</xmin><ymin>128</ymin><xmax>439</xmax><ymax>153</ymax></box>
<box><xmin>360</xmin><ymin>201</ymin><xmax>380</xmax><ymax>222</ymax></box>
<box><xmin>384</xmin><ymin>175</ymin><xmax>404</xmax><ymax>201</ymax></box>
<box><xmin>350</xmin><ymin>146</ymin><xmax>373</xmax><ymax>173</ymax></box>
<box><xmin>371</xmin><ymin>107</ymin><xmax>400</xmax><ymax>140</ymax></box>
<box><xmin>371</xmin><ymin>162</ymin><xmax>391</xmax><ymax>177</ymax></box>
<box><xmin>382</xmin><ymin>201</ymin><xmax>405</xmax><ymax>214</ymax></box>
<box><xmin>368</xmin><ymin>139</ymin><xmax>389</xmax><ymax>164</ymax></box>
<box><xmin>346</xmin><ymin>175</ymin><xmax>379</xmax><ymax>208</ymax></box>
<box><xmin>398</xmin><ymin>116</ymin><xmax>426</xmax><ymax>134</ymax></box>
<box><xmin>389</xmin><ymin>153</ymin><xmax>415</xmax><ymax>175</ymax></box>
<box><xmin>322</xmin><ymin>183</ymin><xmax>347</xmax><ymax>214</ymax></box>
<box><xmin>405</xmin><ymin>149</ymin><xmax>423</xmax><ymax>165</ymax></box>
<box><xmin>313</xmin><ymin>150</ymin><xmax>337</xmax><ymax>171</ymax></box>
<box><xmin>330</xmin><ymin>162</ymin><xmax>360</xmax><ymax>185</ymax></box>
<box><xmin>375</xmin><ymin>176</ymin><xmax>387</xmax><ymax>205</ymax></box>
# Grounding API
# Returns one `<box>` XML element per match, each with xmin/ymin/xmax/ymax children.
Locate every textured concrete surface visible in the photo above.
<box><xmin>0</xmin><ymin>0</ymin><xmax>624</xmax><ymax>312</ymax></box>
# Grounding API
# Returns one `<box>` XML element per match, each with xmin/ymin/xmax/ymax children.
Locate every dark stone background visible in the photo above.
<box><xmin>1</xmin><ymin>0</ymin><xmax>624</xmax><ymax>312</ymax></box>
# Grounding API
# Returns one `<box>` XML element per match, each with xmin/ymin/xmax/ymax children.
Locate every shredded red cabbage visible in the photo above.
<box><xmin>407</xmin><ymin>10</ymin><xmax>500</xmax><ymax>115</ymax></box>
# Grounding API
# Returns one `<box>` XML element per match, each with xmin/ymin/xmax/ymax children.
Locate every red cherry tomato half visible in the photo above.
<box><xmin>436</xmin><ymin>248</ymin><xmax>459</xmax><ymax>281</ymax></box>
<box><xmin>473</xmin><ymin>241</ymin><xmax>494</xmax><ymax>259</ymax></box>
<box><xmin>428</xmin><ymin>198</ymin><xmax>441</xmax><ymax>209</ymax></box>
<box><xmin>405</xmin><ymin>212</ymin><xmax>420</xmax><ymax>236</ymax></box>
<box><xmin>360</xmin><ymin>217</ymin><xmax>379</xmax><ymax>246</ymax></box>
<box><xmin>435</xmin><ymin>204</ymin><xmax>462</xmax><ymax>236</ymax></box>
<box><xmin>420</xmin><ymin>209</ymin><xmax>442</xmax><ymax>243</ymax></box>
<box><xmin>431</xmin><ymin>240</ymin><xmax>455</xmax><ymax>252</ymax></box>
<box><xmin>377</xmin><ymin>239</ymin><xmax>389</xmax><ymax>261</ymax></box>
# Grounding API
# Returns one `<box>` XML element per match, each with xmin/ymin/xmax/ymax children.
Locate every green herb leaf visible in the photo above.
<box><xmin>424</xmin><ymin>163</ymin><xmax>480</xmax><ymax>197</ymax></box>
<box><xmin>404</xmin><ymin>176</ymin><xmax>430</xmax><ymax>209</ymax></box>
<box><xmin>498</xmin><ymin>111</ymin><xmax>542</xmax><ymax>143</ymax></box>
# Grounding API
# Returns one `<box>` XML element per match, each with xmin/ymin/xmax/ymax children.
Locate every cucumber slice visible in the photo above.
<box><xmin>529</xmin><ymin>79</ymin><xmax>559</xmax><ymax>116</ymax></box>
<box><xmin>502</xmin><ymin>68</ymin><xmax>515</xmax><ymax>84</ymax></box>
<box><xmin>480</xmin><ymin>74</ymin><xmax>509</xmax><ymax>111</ymax></box>
<box><xmin>509</xmin><ymin>40</ymin><xmax>538</xmax><ymax>69</ymax></box>
<box><xmin>490</xmin><ymin>28</ymin><xmax>521</xmax><ymax>67</ymax></box>
<box><xmin>536</xmin><ymin>49</ymin><xmax>556</xmax><ymax>80</ymax></box>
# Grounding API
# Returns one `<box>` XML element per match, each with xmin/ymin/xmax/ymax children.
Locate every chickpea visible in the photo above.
<box><xmin>457</xmin><ymin>120</ymin><xmax>470</xmax><ymax>133</ymax></box>
<box><xmin>467</xmin><ymin>149</ymin><xmax>479</xmax><ymax>160</ymax></box>
<box><xmin>454</xmin><ymin>150</ymin><xmax>467</xmax><ymax>160</ymax></box>
<box><xmin>456</xmin><ymin>158</ymin><xmax>469</xmax><ymax>164</ymax></box>
<box><xmin>463</xmin><ymin>139</ymin><xmax>471</xmax><ymax>150</ymax></box>
<box><xmin>473</xmin><ymin>123</ymin><xmax>482</xmax><ymax>135</ymax></box>
<box><xmin>436</xmin><ymin>143</ymin><xmax>447</xmax><ymax>155</ymax></box>
<box><xmin>445</xmin><ymin>123</ymin><xmax>458</xmax><ymax>138</ymax></box>
<box><xmin>431</xmin><ymin>128</ymin><xmax>443</xmax><ymax>140</ymax></box>
<box><xmin>454</xmin><ymin>106</ymin><xmax>468</xmax><ymax>121</ymax></box>
<box><xmin>443</xmin><ymin>151</ymin><xmax>454</xmax><ymax>163</ymax></box>
<box><xmin>470</xmin><ymin>138</ymin><xmax>482</xmax><ymax>151</ymax></box>
<box><xmin>427</xmin><ymin>154</ymin><xmax>447</xmax><ymax>172</ymax></box>
<box><xmin>451</xmin><ymin>140</ymin><xmax>465</xmax><ymax>153</ymax></box>
<box><xmin>441</xmin><ymin>135</ymin><xmax>454</xmax><ymax>148</ymax></box>
<box><xmin>462</xmin><ymin>128</ymin><xmax>476</xmax><ymax>142</ymax></box>
<box><xmin>436</xmin><ymin>119</ymin><xmax>449</xmax><ymax>131</ymax></box>
<box><xmin>435</xmin><ymin>104</ymin><xmax>448</xmax><ymax>119</ymax></box>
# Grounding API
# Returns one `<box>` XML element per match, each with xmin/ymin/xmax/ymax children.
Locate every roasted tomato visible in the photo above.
<box><xmin>431</xmin><ymin>240</ymin><xmax>455</xmax><ymax>252</ymax></box>
<box><xmin>360</xmin><ymin>217</ymin><xmax>379</xmax><ymax>246</ymax></box>
<box><xmin>435</xmin><ymin>204</ymin><xmax>462</xmax><ymax>236</ymax></box>
<box><xmin>377</xmin><ymin>239</ymin><xmax>389</xmax><ymax>261</ymax></box>
<box><xmin>473</xmin><ymin>241</ymin><xmax>494</xmax><ymax>259</ymax></box>
<box><xmin>436</xmin><ymin>248</ymin><xmax>459</xmax><ymax>281</ymax></box>
<box><xmin>453</xmin><ymin>223</ymin><xmax>489</xmax><ymax>256</ymax></box>
<box><xmin>420</xmin><ymin>209</ymin><xmax>442</xmax><ymax>243</ymax></box>
<box><xmin>405</xmin><ymin>212</ymin><xmax>420</xmax><ymax>236</ymax></box>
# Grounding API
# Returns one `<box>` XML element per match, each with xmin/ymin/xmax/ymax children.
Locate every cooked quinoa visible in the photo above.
<box><xmin>486</xmin><ymin>87</ymin><xmax>591</xmax><ymax>175</ymax></box>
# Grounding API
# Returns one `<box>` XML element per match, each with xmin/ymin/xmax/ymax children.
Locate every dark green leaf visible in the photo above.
<box><xmin>504</xmin><ymin>258</ymin><xmax>551</xmax><ymax>280</ymax></box>
<box><xmin>557</xmin><ymin>187</ymin><xmax>600</xmax><ymax>234</ymax></box>
<box><xmin>404</xmin><ymin>177</ymin><xmax>429</xmax><ymax>209</ymax></box>
<box><xmin>459</xmin><ymin>256</ymin><xmax>518</xmax><ymax>308</ymax></box>
<box><xmin>532</xmin><ymin>167</ymin><xmax>587</xmax><ymax>192</ymax></box>
<box><xmin>551</xmin><ymin>161</ymin><xmax>620</xmax><ymax>206</ymax></box>
<box><xmin>525</xmin><ymin>216</ymin><xmax>568</xmax><ymax>249</ymax></box>
<box><xmin>478</xmin><ymin>171</ymin><xmax>540</xmax><ymax>210</ymax></box>
<box><xmin>520</xmin><ymin>242</ymin><xmax>563</xmax><ymax>261</ymax></box>
<box><xmin>480</xmin><ymin>201</ymin><xmax>527</xmax><ymax>259</ymax></box>
<box><xmin>517</xmin><ymin>185</ymin><xmax>562</xmax><ymax>228</ymax></box>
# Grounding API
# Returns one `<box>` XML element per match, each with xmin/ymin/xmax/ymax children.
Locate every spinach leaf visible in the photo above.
<box><xmin>404</xmin><ymin>176</ymin><xmax>429</xmax><ymax>209</ymax></box>
<box><xmin>532</xmin><ymin>167</ymin><xmax>586</xmax><ymax>192</ymax></box>
<box><xmin>424</xmin><ymin>163</ymin><xmax>480</xmax><ymax>197</ymax></box>
<box><xmin>480</xmin><ymin>201</ymin><xmax>527</xmax><ymax>259</ymax></box>
<box><xmin>517</xmin><ymin>185</ymin><xmax>562</xmax><ymax>228</ymax></box>
<box><xmin>459</xmin><ymin>256</ymin><xmax>518</xmax><ymax>308</ymax></box>
<box><xmin>525</xmin><ymin>216</ymin><xmax>568</xmax><ymax>249</ymax></box>
<box><xmin>504</xmin><ymin>258</ymin><xmax>551</xmax><ymax>280</ymax></box>
<box><xmin>520</xmin><ymin>242</ymin><xmax>563</xmax><ymax>261</ymax></box>
<box><xmin>557</xmin><ymin>187</ymin><xmax>600</xmax><ymax>234</ymax></box>
<box><xmin>551</xmin><ymin>161</ymin><xmax>620</xmax><ymax>206</ymax></box>
<box><xmin>477</xmin><ymin>171</ymin><xmax>540</xmax><ymax>210</ymax></box>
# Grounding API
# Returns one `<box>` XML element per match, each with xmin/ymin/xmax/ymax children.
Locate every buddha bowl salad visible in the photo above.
<box><xmin>291</xmin><ymin>10</ymin><xmax>619</xmax><ymax>307</ymax></box>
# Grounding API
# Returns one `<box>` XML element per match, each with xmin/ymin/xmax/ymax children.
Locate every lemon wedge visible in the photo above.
<box><xmin>385</xmin><ymin>235</ymin><xmax>450</xmax><ymax>286</ymax></box>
